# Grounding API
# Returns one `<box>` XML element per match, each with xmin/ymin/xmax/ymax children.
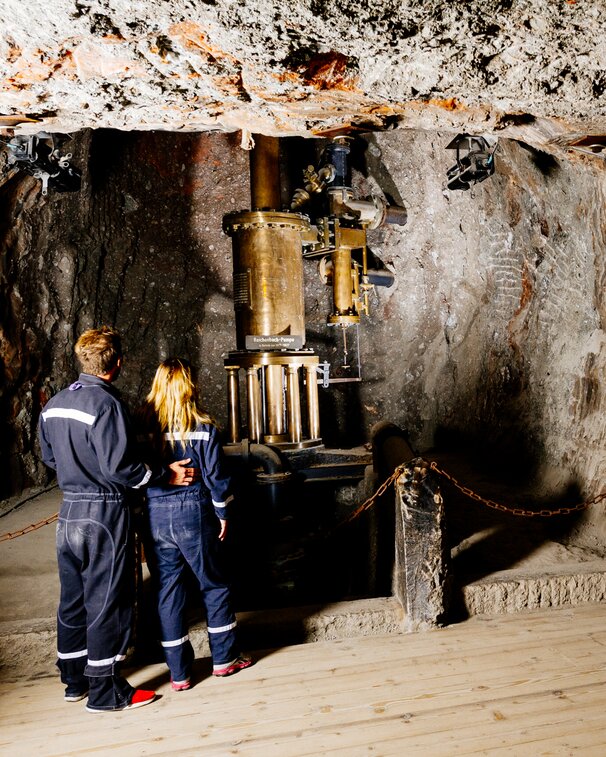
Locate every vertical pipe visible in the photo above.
<box><xmin>305</xmin><ymin>365</ymin><xmax>320</xmax><ymax>440</ymax></box>
<box><xmin>250</xmin><ymin>135</ymin><xmax>281</xmax><ymax>211</ymax></box>
<box><xmin>286</xmin><ymin>365</ymin><xmax>302</xmax><ymax>443</ymax></box>
<box><xmin>266</xmin><ymin>364</ymin><xmax>285</xmax><ymax>436</ymax></box>
<box><xmin>226</xmin><ymin>367</ymin><xmax>241</xmax><ymax>443</ymax></box>
<box><xmin>246</xmin><ymin>366</ymin><xmax>263</xmax><ymax>442</ymax></box>
<box><xmin>332</xmin><ymin>247</ymin><xmax>354</xmax><ymax>315</ymax></box>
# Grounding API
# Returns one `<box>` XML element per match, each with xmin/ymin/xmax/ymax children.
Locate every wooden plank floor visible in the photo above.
<box><xmin>2</xmin><ymin>603</ymin><xmax>606</xmax><ymax>756</ymax></box>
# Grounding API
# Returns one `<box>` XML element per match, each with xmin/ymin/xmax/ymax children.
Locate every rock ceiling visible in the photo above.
<box><xmin>0</xmin><ymin>0</ymin><xmax>605</xmax><ymax>158</ymax></box>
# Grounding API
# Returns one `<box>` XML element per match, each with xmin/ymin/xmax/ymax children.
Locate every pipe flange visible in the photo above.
<box><xmin>223</xmin><ymin>210</ymin><xmax>311</xmax><ymax>234</ymax></box>
<box><xmin>256</xmin><ymin>471</ymin><xmax>293</xmax><ymax>485</ymax></box>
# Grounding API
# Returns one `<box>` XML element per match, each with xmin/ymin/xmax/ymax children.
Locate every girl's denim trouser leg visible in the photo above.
<box><xmin>147</xmin><ymin>491</ymin><xmax>238</xmax><ymax>680</ymax></box>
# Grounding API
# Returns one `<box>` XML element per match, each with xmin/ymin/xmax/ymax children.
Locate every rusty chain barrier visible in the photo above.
<box><xmin>3</xmin><ymin>459</ymin><xmax>606</xmax><ymax>542</ymax></box>
<box><xmin>428</xmin><ymin>461</ymin><xmax>606</xmax><ymax>517</ymax></box>
<box><xmin>339</xmin><ymin>459</ymin><xmax>606</xmax><ymax>529</ymax></box>
<box><xmin>340</xmin><ymin>464</ymin><xmax>409</xmax><ymax>526</ymax></box>
<box><xmin>0</xmin><ymin>511</ymin><xmax>59</xmax><ymax>542</ymax></box>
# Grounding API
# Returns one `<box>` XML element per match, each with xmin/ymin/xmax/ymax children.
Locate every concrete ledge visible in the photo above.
<box><xmin>0</xmin><ymin>618</ymin><xmax>57</xmax><ymax>681</ymax></box>
<box><xmin>4</xmin><ymin>566</ymin><xmax>606</xmax><ymax>681</ymax></box>
<box><xmin>191</xmin><ymin>597</ymin><xmax>405</xmax><ymax>656</ymax></box>
<box><xmin>461</xmin><ymin>561</ymin><xmax>606</xmax><ymax>616</ymax></box>
<box><xmin>0</xmin><ymin>598</ymin><xmax>405</xmax><ymax>680</ymax></box>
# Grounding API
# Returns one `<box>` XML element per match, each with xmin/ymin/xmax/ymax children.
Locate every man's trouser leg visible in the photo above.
<box><xmin>57</xmin><ymin>494</ymin><xmax>135</xmax><ymax>710</ymax></box>
<box><xmin>56</xmin><ymin>515</ymin><xmax>88</xmax><ymax>695</ymax></box>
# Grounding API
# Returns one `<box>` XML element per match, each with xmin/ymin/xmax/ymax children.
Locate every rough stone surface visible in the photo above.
<box><xmin>191</xmin><ymin>597</ymin><xmax>405</xmax><ymax>656</ymax></box>
<box><xmin>3</xmin><ymin>127</ymin><xmax>606</xmax><ymax>559</ymax></box>
<box><xmin>0</xmin><ymin>624</ymin><xmax>57</xmax><ymax>681</ymax></box>
<box><xmin>0</xmin><ymin>130</ymin><xmax>248</xmax><ymax>495</ymax></box>
<box><xmin>0</xmin><ymin>1</ymin><xmax>605</xmax><ymax>155</ymax></box>
<box><xmin>0</xmin><ymin>598</ymin><xmax>404</xmax><ymax>679</ymax></box>
<box><xmin>462</xmin><ymin>564</ymin><xmax>606</xmax><ymax>616</ymax></box>
<box><xmin>394</xmin><ymin>462</ymin><xmax>450</xmax><ymax>630</ymax></box>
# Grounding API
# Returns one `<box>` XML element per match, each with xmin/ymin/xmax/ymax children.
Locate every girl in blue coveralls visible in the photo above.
<box><xmin>139</xmin><ymin>358</ymin><xmax>252</xmax><ymax>690</ymax></box>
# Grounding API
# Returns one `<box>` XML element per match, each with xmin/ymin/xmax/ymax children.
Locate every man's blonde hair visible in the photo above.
<box><xmin>74</xmin><ymin>326</ymin><xmax>122</xmax><ymax>376</ymax></box>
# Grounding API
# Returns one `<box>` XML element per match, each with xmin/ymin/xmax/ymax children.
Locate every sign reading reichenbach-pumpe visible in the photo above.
<box><xmin>245</xmin><ymin>335</ymin><xmax>304</xmax><ymax>351</ymax></box>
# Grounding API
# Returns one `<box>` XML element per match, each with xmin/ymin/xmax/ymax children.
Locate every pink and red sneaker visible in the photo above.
<box><xmin>212</xmin><ymin>655</ymin><xmax>253</xmax><ymax>678</ymax></box>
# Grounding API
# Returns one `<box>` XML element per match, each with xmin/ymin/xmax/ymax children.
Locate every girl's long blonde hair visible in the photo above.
<box><xmin>142</xmin><ymin>358</ymin><xmax>213</xmax><ymax>449</ymax></box>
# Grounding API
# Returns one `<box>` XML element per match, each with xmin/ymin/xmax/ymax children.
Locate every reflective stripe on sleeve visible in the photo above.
<box><xmin>207</xmin><ymin>621</ymin><xmax>237</xmax><ymax>634</ymax></box>
<box><xmin>160</xmin><ymin>635</ymin><xmax>190</xmax><ymax>648</ymax></box>
<box><xmin>132</xmin><ymin>464</ymin><xmax>152</xmax><ymax>489</ymax></box>
<box><xmin>42</xmin><ymin>408</ymin><xmax>96</xmax><ymax>425</ymax></box>
<box><xmin>212</xmin><ymin>494</ymin><xmax>234</xmax><ymax>508</ymax></box>
<box><xmin>164</xmin><ymin>431</ymin><xmax>210</xmax><ymax>442</ymax></box>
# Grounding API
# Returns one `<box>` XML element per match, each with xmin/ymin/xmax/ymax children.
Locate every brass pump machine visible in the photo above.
<box><xmin>223</xmin><ymin>135</ymin><xmax>406</xmax><ymax>451</ymax></box>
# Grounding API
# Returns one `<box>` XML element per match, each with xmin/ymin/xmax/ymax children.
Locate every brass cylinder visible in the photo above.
<box><xmin>265</xmin><ymin>364</ymin><xmax>285</xmax><ymax>436</ymax></box>
<box><xmin>226</xmin><ymin>367</ymin><xmax>241</xmax><ymax>444</ymax></box>
<box><xmin>286</xmin><ymin>365</ymin><xmax>302</xmax><ymax>443</ymax></box>
<box><xmin>332</xmin><ymin>247</ymin><xmax>355</xmax><ymax>316</ymax></box>
<box><xmin>225</xmin><ymin>212</ymin><xmax>309</xmax><ymax>349</ymax></box>
<box><xmin>305</xmin><ymin>365</ymin><xmax>320</xmax><ymax>440</ymax></box>
<box><xmin>250</xmin><ymin>135</ymin><xmax>281</xmax><ymax>210</ymax></box>
<box><xmin>246</xmin><ymin>366</ymin><xmax>263</xmax><ymax>442</ymax></box>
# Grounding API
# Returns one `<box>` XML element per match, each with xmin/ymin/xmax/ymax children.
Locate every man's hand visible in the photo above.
<box><xmin>167</xmin><ymin>458</ymin><xmax>200</xmax><ymax>486</ymax></box>
<box><xmin>218</xmin><ymin>519</ymin><xmax>227</xmax><ymax>541</ymax></box>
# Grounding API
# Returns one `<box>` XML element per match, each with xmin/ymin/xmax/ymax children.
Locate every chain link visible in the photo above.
<box><xmin>2</xmin><ymin>459</ymin><xmax>605</xmax><ymax>542</ymax></box>
<box><xmin>340</xmin><ymin>464</ymin><xmax>409</xmax><ymax>526</ymax></box>
<box><xmin>428</xmin><ymin>461</ymin><xmax>606</xmax><ymax>517</ymax></box>
<box><xmin>0</xmin><ymin>512</ymin><xmax>59</xmax><ymax>542</ymax></box>
<box><xmin>339</xmin><ymin>459</ymin><xmax>606</xmax><ymax>528</ymax></box>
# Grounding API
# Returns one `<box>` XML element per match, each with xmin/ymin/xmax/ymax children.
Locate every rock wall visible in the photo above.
<box><xmin>0</xmin><ymin>130</ymin><xmax>248</xmax><ymax>493</ymax></box>
<box><xmin>2</xmin><ymin>127</ymin><xmax>606</xmax><ymax>551</ymax></box>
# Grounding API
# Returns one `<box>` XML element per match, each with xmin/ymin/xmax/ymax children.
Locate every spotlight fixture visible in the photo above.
<box><xmin>445</xmin><ymin>134</ymin><xmax>497</xmax><ymax>191</ymax></box>
<box><xmin>1</xmin><ymin>133</ymin><xmax>81</xmax><ymax>195</ymax></box>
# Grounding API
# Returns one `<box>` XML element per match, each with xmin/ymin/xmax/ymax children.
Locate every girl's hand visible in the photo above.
<box><xmin>218</xmin><ymin>519</ymin><xmax>227</xmax><ymax>541</ymax></box>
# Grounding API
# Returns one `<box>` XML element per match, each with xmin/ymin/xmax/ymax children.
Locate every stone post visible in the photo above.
<box><xmin>394</xmin><ymin>458</ymin><xmax>450</xmax><ymax>631</ymax></box>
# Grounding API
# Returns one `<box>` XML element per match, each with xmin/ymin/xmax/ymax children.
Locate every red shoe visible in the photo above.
<box><xmin>171</xmin><ymin>678</ymin><xmax>191</xmax><ymax>692</ymax></box>
<box><xmin>85</xmin><ymin>688</ymin><xmax>156</xmax><ymax>713</ymax></box>
<box><xmin>212</xmin><ymin>655</ymin><xmax>253</xmax><ymax>678</ymax></box>
<box><xmin>127</xmin><ymin>689</ymin><xmax>157</xmax><ymax>709</ymax></box>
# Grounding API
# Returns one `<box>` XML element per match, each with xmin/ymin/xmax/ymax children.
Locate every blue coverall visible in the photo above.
<box><xmin>144</xmin><ymin>423</ymin><xmax>239</xmax><ymax>680</ymax></box>
<box><xmin>38</xmin><ymin>373</ymin><xmax>162</xmax><ymax>711</ymax></box>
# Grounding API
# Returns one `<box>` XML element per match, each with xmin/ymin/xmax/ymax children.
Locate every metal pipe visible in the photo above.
<box><xmin>265</xmin><ymin>364</ymin><xmax>285</xmax><ymax>436</ymax></box>
<box><xmin>250</xmin><ymin>135</ymin><xmax>281</xmax><ymax>210</ymax></box>
<box><xmin>223</xmin><ymin>440</ymin><xmax>286</xmax><ymax>475</ymax></box>
<box><xmin>323</xmin><ymin>138</ymin><xmax>352</xmax><ymax>189</ymax></box>
<box><xmin>370</xmin><ymin>421</ymin><xmax>415</xmax><ymax>478</ymax></box>
<box><xmin>246</xmin><ymin>366</ymin><xmax>263</xmax><ymax>442</ymax></box>
<box><xmin>305</xmin><ymin>365</ymin><xmax>320</xmax><ymax>440</ymax></box>
<box><xmin>366</xmin><ymin>268</ymin><xmax>395</xmax><ymax>288</ymax></box>
<box><xmin>384</xmin><ymin>204</ymin><xmax>408</xmax><ymax>226</ymax></box>
<box><xmin>223</xmin><ymin>440</ymin><xmax>291</xmax><ymax>511</ymax></box>
<box><xmin>226</xmin><ymin>367</ymin><xmax>241</xmax><ymax>444</ymax></box>
<box><xmin>286</xmin><ymin>365</ymin><xmax>302</xmax><ymax>443</ymax></box>
<box><xmin>332</xmin><ymin>247</ymin><xmax>354</xmax><ymax>315</ymax></box>
<box><xmin>345</xmin><ymin>197</ymin><xmax>408</xmax><ymax>229</ymax></box>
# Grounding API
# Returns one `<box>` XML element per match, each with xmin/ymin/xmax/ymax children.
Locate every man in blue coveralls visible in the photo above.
<box><xmin>38</xmin><ymin>326</ymin><xmax>198</xmax><ymax>713</ymax></box>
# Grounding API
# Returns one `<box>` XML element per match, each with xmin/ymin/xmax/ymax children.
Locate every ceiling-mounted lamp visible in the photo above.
<box><xmin>445</xmin><ymin>134</ymin><xmax>497</xmax><ymax>191</ymax></box>
<box><xmin>0</xmin><ymin>132</ymin><xmax>81</xmax><ymax>195</ymax></box>
<box><xmin>566</xmin><ymin>135</ymin><xmax>606</xmax><ymax>158</ymax></box>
